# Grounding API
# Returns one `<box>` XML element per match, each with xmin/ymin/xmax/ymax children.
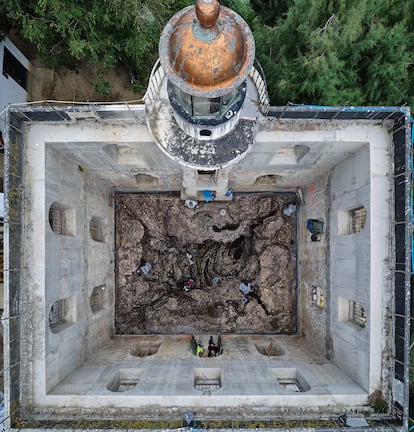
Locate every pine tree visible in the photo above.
<box><xmin>254</xmin><ymin>0</ymin><xmax>414</xmax><ymax>107</ymax></box>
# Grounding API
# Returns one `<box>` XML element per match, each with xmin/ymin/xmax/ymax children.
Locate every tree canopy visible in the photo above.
<box><xmin>0</xmin><ymin>0</ymin><xmax>192</xmax><ymax>79</ymax></box>
<box><xmin>1</xmin><ymin>0</ymin><xmax>413</xmax><ymax>108</ymax></box>
<box><xmin>253</xmin><ymin>0</ymin><xmax>414</xmax><ymax>107</ymax></box>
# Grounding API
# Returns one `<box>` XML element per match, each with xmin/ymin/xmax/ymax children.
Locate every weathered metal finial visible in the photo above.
<box><xmin>195</xmin><ymin>0</ymin><xmax>220</xmax><ymax>28</ymax></box>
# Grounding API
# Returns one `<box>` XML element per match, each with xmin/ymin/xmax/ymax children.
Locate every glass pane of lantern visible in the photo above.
<box><xmin>175</xmin><ymin>87</ymin><xmax>193</xmax><ymax>116</ymax></box>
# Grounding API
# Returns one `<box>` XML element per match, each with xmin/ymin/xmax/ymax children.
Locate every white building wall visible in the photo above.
<box><xmin>21</xmin><ymin>130</ymin><xmax>115</xmax><ymax>401</ymax></box>
<box><xmin>18</xmin><ymin>116</ymin><xmax>394</xmax><ymax>411</ymax></box>
<box><xmin>0</xmin><ymin>37</ymin><xmax>31</xmax><ymax>134</ymax></box>
<box><xmin>45</xmin><ymin>148</ymin><xmax>85</xmax><ymax>391</ymax></box>
<box><xmin>330</xmin><ymin>145</ymin><xmax>371</xmax><ymax>391</ymax></box>
<box><xmin>45</xmin><ymin>147</ymin><xmax>115</xmax><ymax>392</ymax></box>
<box><xmin>329</xmin><ymin>130</ymin><xmax>392</xmax><ymax>393</ymax></box>
<box><xmin>297</xmin><ymin>175</ymin><xmax>329</xmax><ymax>356</ymax></box>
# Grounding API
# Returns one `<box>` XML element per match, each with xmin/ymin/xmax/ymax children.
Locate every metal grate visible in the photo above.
<box><xmin>49</xmin><ymin>299</ymin><xmax>68</xmax><ymax>330</ymax></box>
<box><xmin>194</xmin><ymin>379</ymin><xmax>221</xmax><ymax>395</ymax></box>
<box><xmin>115</xmin><ymin>380</ymin><xmax>138</xmax><ymax>392</ymax></box>
<box><xmin>278</xmin><ymin>378</ymin><xmax>304</xmax><ymax>392</ymax></box>
<box><xmin>350</xmin><ymin>300</ymin><xmax>366</xmax><ymax>328</ymax></box>
<box><xmin>49</xmin><ymin>205</ymin><xmax>64</xmax><ymax>235</ymax></box>
<box><xmin>349</xmin><ymin>207</ymin><xmax>367</xmax><ymax>234</ymax></box>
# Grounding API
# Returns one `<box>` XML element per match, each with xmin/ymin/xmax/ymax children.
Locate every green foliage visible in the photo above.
<box><xmin>1</xmin><ymin>0</ymin><xmax>413</xmax><ymax>107</ymax></box>
<box><xmin>0</xmin><ymin>0</ymin><xmax>193</xmax><ymax>85</ymax></box>
<box><xmin>368</xmin><ymin>389</ymin><xmax>389</xmax><ymax>414</ymax></box>
<box><xmin>132</xmin><ymin>82</ymin><xmax>143</xmax><ymax>94</ymax></box>
<box><xmin>251</xmin><ymin>0</ymin><xmax>290</xmax><ymax>25</ymax></box>
<box><xmin>254</xmin><ymin>0</ymin><xmax>414</xmax><ymax>106</ymax></box>
<box><xmin>91</xmin><ymin>72</ymin><xmax>112</xmax><ymax>96</ymax></box>
<box><xmin>221</xmin><ymin>0</ymin><xmax>255</xmax><ymax>25</ymax></box>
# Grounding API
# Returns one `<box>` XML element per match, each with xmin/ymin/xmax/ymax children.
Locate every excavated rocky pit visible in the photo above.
<box><xmin>115</xmin><ymin>193</ymin><xmax>297</xmax><ymax>334</ymax></box>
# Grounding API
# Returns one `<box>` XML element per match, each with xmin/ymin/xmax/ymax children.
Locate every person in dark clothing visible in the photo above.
<box><xmin>208</xmin><ymin>336</ymin><xmax>218</xmax><ymax>357</ymax></box>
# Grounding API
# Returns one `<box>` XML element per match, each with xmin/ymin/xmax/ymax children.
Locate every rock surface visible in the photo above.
<box><xmin>115</xmin><ymin>193</ymin><xmax>297</xmax><ymax>334</ymax></box>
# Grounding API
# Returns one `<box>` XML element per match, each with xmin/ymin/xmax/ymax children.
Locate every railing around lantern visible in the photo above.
<box><xmin>250</xmin><ymin>58</ymin><xmax>270</xmax><ymax>116</ymax></box>
<box><xmin>143</xmin><ymin>59</ymin><xmax>165</xmax><ymax>109</ymax></box>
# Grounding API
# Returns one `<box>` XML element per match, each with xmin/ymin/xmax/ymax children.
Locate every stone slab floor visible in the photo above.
<box><xmin>50</xmin><ymin>335</ymin><xmax>366</xmax><ymax>411</ymax></box>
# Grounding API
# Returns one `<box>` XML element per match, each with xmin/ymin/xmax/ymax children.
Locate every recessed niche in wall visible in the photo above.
<box><xmin>338</xmin><ymin>296</ymin><xmax>367</xmax><ymax>328</ymax></box>
<box><xmin>48</xmin><ymin>202</ymin><xmax>76</xmax><ymax>236</ymax></box>
<box><xmin>90</xmin><ymin>285</ymin><xmax>105</xmax><ymax>313</ymax></box>
<box><xmin>49</xmin><ymin>297</ymin><xmax>75</xmax><ymax>333</ymax></box>
<box><xmin>90</xmin><ymin>216</ymin><xmax>105</xmax><ymax>242</ymax></box>
<box><xmin>103</xmin><ymin>144</ymin><xmax>149</xmax><ymax>167</ymax></box>
<box><xmin>269</xmin><ymin>145</ymin><xmax>310</xmax><ymax>165</ymax></box>
<box><xmin>273</xmin><ymin>368</ymin><xmax>310</xmax><ymax>392</ymax></box>
<box><xmin>255</xmin><ymin>341</ymin><xmax>284</xmax><ymax>356</ymax></box>
<box><xmin>194</xmin><ymin>368</ymin><xmax>221</xmax><ymax>395</ymax></box>
<box><xmin>190</xmin><ymin>335</ymin><xmax>223</xmax><ymax>357</ymax></box>
<box><xmin>135</xmin><ymin>173</ymin><xmax>159</xmax><ymax>186</ymax></box>
<box><xmin>197</xmin><ymin>170</ymin><xmax>217</xmax><ymax>183</ymax></box>
<box><xmin>253</xmin><ymin>174</ymin><xmax>282</xmax><ymax>186</ymax></box>
<box><xmin>199</xmin><ymin>129</ymin><xmax>212</xmax><ymax>137</ymax></box>
<box><xmin>338</xmin><ymin>206</ymin><xmax>367</xmax><ymax>235</ymax></box>
<box><xmin>130</xmin><ymin>340</ymin><xmax>161</xmax><ymax>357</ymax></box>
<box><xmin>107</xmin><ymin>368</ymin><xmax>143</xmax><ymax>393</ymax></box>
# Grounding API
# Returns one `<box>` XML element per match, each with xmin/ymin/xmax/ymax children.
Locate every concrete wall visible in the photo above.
<box><xmin>329</xmin><ymin>145</ymin><xmax>370</xmax><ymax>390</ymax></box>
<box><xmin>329</xmin><ymin>134</ymin><xmax>392</xmax><ymax>393</ymax></box>
<box><xmin>44</xmin><ymin>147</ymin><xmax>114</xmax><ymax>392</ymax></box>
<box><xmin>298</xmin><ymin>175</ymin><xmax>329</xmax><ymax>356</ymax></box>
<box><xmin>43</xmin><ymin>116</ymin><xmax>183</xmax><ymax>193</ymax></box>
<box><xmin>233</xmin><ymin>122</ymin><xmax>371</xmax><ymax>190</ymax></box>
<box><xmin>17</xmin><ymin>114</ymin><xmax>394</xmax><ymax>414</ymax></box>
<box><xmin>21</xmin><ymin>125</ymin><xmax>115</xmax><ymax>406</ymax></box>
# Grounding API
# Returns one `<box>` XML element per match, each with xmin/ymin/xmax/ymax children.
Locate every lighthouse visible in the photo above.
<box><xmin>145</xmin><ymin>0</ymin><xmax>269</xmax><ymax>190</ymax></box>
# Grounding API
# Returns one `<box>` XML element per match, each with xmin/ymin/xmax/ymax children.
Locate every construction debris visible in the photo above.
<box><xmin>115</xmin><ymin>193</ymin><xmax>297</xmax><ymax>334</ymax></box>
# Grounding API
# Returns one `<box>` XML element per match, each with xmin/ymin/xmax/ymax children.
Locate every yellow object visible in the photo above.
<box><xmin>196</xmin><ymin>344</ymin><xmax>204</xmax><ymax>356</ymax></box>
<box><xmin>319</xmin><ymin>296</ymin><xmax>325</xmax><ymax>308</ymax></box>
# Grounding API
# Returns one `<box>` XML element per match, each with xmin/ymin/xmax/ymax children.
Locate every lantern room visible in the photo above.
<box><xmin>159</xmin><ymin>0</ymin><xmax>254</xmax><ymax>141</ymax></box>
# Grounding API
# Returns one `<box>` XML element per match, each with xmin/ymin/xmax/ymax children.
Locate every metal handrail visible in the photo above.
<box><xmin>250</xmin><ymin>58</ymin><xmax>270</xmax><ymax>116</ymax></box>
<box><xmin>143</xmin><ymin>58</ymin><xmax>165</xmax><ymax>108</ymax></box>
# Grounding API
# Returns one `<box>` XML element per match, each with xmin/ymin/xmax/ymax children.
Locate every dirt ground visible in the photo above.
<box><xmin>29</xmin><ymin>60</ymin><xmax>141</xmax><ymax>102</ymax></box>
<box><xmin>6</xmin><ymin>32</ymin><xmax>141</xmax><ymax>102</ymax></box>
<box><xmin>115</xmin><ymin>193</ymin><xmax>297</xmax><ymax>335</ymax></box>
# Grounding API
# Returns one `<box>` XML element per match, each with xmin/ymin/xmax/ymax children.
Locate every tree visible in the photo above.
<box><xmin>1</xmin><ymin>0</ymin><xmax>413</xmax><ymax>107</ymax></box>
<box><xmin>253</xmin><ymin>0</ymin><xmax>414</xmax><ymax>107</ymax></box>
<box><xmin>250</xmin><ymin>0</ymin><xmax>290</xmax><ymax>26</ymax></box>
<box><xmin>0</xmin><ymin>0</ymin><xmax>192</xmax><ymax>86</ymax></box>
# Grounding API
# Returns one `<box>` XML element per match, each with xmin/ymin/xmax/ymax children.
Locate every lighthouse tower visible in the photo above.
<box><xmin>145</xmin><ymin>0</ymin><xmax>269</xmax><ymax>199</ymax></box>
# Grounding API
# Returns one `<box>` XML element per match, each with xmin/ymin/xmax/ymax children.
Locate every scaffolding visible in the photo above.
<box><xmin>1</xmin><ymin>102</ymin><xmax>412</xmax><ymax>431</ymax></box>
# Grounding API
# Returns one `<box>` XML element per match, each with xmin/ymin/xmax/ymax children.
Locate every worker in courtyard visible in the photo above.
<box><xmin>208</xmin><ymin>336</ymin><xmax>218</xmax><ymax>357</ymax></box>
<box><xmin>239</xmin><ymin>280</ymin><xmax>253</xmax><ymax>295</ymax></box>
<box><xmin>196</xmin><ymin>342</ymin><xmax>204</xmax><ymax>357</ymax></box>
<box><xmin>240</xmin><ymin>280</ymin><xmax>254</xmax><ymax>304</ymax></box>
<box><xmin>183</xmin><ymin>277</ymin><xmax>195</xmax><ymax>291</ymax></box>
<box><xmin>137</xmin><ymin>260</ymin><xmax>152</xmax><ymax>276</ymax></box>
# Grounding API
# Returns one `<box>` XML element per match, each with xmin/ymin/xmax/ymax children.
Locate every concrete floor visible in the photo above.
<box><xmin>49</xmin><ymin>335</ymin><xmax>367</xmax><ymax>413</ymax></box>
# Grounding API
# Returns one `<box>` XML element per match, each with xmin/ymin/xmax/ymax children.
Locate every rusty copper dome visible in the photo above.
<box><xmin>159</xmin><ymin>0</ymin><xmax>255</xmax><ymax>98</ymax></box>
